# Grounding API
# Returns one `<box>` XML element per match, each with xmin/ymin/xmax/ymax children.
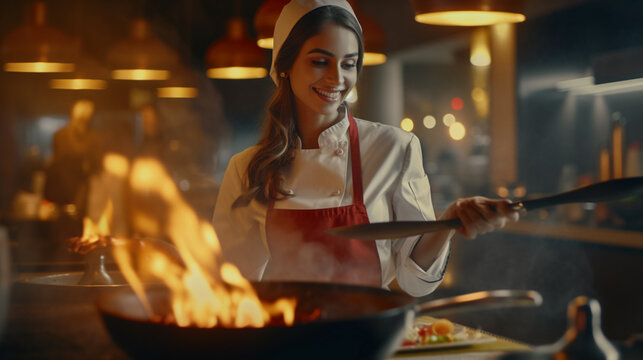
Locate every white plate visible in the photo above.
<box><xmin>397</xmin><ymin>322</ymin><xmax>497</xmax><ymax>352</ymax></box>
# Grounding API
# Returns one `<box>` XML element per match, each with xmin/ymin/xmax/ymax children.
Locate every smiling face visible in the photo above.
<box><xmin>288</xmin><ymin>22</ymin><xmax>359</xmax><ymax>121</ymax></box>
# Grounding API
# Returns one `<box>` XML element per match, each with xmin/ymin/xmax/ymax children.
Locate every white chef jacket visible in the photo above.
<box><xmin>212</xmin><ymin>110</ymin><xmax>451</xmax><ymax>297</ymax></box>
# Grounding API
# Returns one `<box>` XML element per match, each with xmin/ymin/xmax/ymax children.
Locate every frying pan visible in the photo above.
<box><xmin>328</xmin><ymin>176</ymin><xmax>643</xmax><ymax>240</ymax></box>
<box><xmin>97</xmin><ymin>281</ymin><xmax>541</xmax><ymax>360</ymax></box>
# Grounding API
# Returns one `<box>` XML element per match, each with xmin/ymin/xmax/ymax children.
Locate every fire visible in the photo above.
<box><xmin>70</xmin><ymin>152</ymin><xmax>130</xmax><ymax>254</ymax></box>
<box><xmin>86</xmin><ymin>156</ymin><xmax>297</xmax><ymax>328</ymax></box>
<box><xmin>82</xmin><ymin>199</ymin><xmax>112</xmax><ymax>241</ymax></box>
<box><xmin>68</xmin><ymin>199</ymin><xmax>114</xmax><ymax>254</ymax></box>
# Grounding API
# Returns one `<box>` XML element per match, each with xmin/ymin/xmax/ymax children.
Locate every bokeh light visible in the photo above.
<box><xmin>449</xmin><ymin>122</ymin><xmax>466</xmax><ymax>140</ymax></box>
<box><xmin>442</xmin><ymin>113</ymin><xmax>456</xmax><ymax>127</ymax></box>
<box><xmin>451</xmin><ymin>97</ymin><xmax>464</xmax><ymax>110</ymax></box>
<box><xmin>513</xmin><ymin>186</ymin><xmax>527</xmax><ymax>198</ymax></box>
<box><xmin>423</xmin><ymin>115</ymin><xmax>436</xmax><ymax>129</ymax></box>
<box><xmin>400</xmin><ymin>117</ymin><xmax>414</xmax><ymax>132</ymax></box>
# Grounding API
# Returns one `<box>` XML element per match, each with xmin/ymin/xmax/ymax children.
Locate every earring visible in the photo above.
<box><xmin>279</xmin><ymin>72</ymin><xmax>287</xmax><ymax>78</ymax></box>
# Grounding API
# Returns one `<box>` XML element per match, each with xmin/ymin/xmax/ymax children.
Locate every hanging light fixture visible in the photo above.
<box><xmin>347</xmin><ymin>0</ymin><xmax>387</xmax><ymax>66</ymax></box>
<box><xmin>107</xmin><ymin>19</ymin><xmax>179</xmax><ymax>81</ymax></box>
<box><xmin>157</xmin><ymin>67</ymin><xmax>199</xmax><ymax>98</ymax></box>
<box><xmin>49</xmin><ymin>53</ymin><xmax>108</xmax><ymax>90</ymax></box>
<box><xmin>356</xmin><ymin>12</ymin><xmax>387</xmax><ymax>66</ymax></box>
<box><xmin>254</xmin><ymin>0</ymin><xmax>290</xmax><ymax>49</ymax></box>
<box><xmin>1</xmin><ymin>1</ymin><xmax>77</xmax><ymax>73</ymax></box>
<box><xmin>206</xmin><ymin>18</ymin><xmax>268</xmax><ymax>79</ymax></box>
<box><xmin>410</xmin><ymin>0</ymin><xmax>525</xmax><ymax>26</ymax></box>
<box><xmin>255</xmin><ymin>0</ymin><xmax>387</xmax><ymax>66</ymax></box>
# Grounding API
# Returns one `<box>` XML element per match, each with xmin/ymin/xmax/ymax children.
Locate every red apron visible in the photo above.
<box><xmin>264</xmin><ymin>113</ymin><xmax>382</xmax><ymax>287</ymax></box>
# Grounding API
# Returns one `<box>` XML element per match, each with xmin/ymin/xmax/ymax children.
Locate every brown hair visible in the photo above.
<box><xmin>233</xmin><ymin>6</ymin><xmax>364</xmax><ymax>207</ymax></box>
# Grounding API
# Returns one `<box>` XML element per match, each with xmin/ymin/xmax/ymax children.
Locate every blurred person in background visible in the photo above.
<box><xmin>44</xmin><ymin>99</ymin><xmax>103</xmax><ymax>220</ymax></box>
<box><xmin>213</xmin><ymin>0</ymin><xmax>519</xmax><ymax>297</ymax></box>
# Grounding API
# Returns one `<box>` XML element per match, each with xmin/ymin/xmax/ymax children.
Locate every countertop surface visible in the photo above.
<box><xmin>1</xmin><ymin>276</ymin><xmax>530</xmax><ymax>360</ymax></box>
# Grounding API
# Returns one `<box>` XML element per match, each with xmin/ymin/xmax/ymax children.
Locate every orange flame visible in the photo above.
<box><xmin>107</xmin><ymin>157</ymin><xmax>296</xmax><ymax>328</ymax></box>
<box><xmin>72</xmin><ymin>199</ymin><xmax>113</xmax><ymax>253</ymax></box>
<box><xmin>83</xmin><ymin>200</ymin><xmax>112</xmax><ymax>239</ymax></box>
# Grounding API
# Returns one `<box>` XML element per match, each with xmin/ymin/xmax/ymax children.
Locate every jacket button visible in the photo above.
<box><xmin>335</xmin><ymin>148</ymin><xmax>344</xmax><ymax>156</ymax></box>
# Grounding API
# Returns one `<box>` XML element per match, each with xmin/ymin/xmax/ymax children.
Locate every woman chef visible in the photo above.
<box><xmin>213</xmin><ymin>0</ymin><xmax>519</xmax><ymax>297</ymax></box>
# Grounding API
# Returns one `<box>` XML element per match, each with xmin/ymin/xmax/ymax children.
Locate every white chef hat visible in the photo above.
<box><xmin>270</xmin><ymin>0</ymin><xmax>361</xmax><ymax>84</ymax></box>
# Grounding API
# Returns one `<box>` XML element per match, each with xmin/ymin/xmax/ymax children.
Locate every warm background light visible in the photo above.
<box><xmin>450</xmin><ymin>97</ymin><xmax>464</xmax><ymax>110</ymax></box>
<box><xmin>442</xmin><ymin>113</ymin><xmax>456</xmax><ymax>127</ymax></box>
<box><xmin>471</xmin><ymin>87</ymin><xmax>490</xmax><ymax>117</ymax></box>
<box><xmin>470</xmin><ymin>53</ymin><xmax>491</xmax><ymax>67</ymax></box>
<box><xmin>206</xmin><ymin>18</ymin><xmax>268</xmax><ymax>80</ymax></box>
<box><xmin>513</xmin><ymin>186</ymin><xmax>527</xmax><ymax>198</ymax></box>
<box><xmin>363</xmin><ymin>53</ymin><xmax>387</xmax><ymax>66</ymax></box>
<box><xmin>471</xmin><ymin>87</ymin><xmax>486</xmax><ymax>102</ymax></box>
<box><xmin>49</xmin><ymin>78</ymin><xmax>107</xmax><ymax>90</ymax></box>
<box><xmin>4</xmin><ymin>62</ymin><xmax>74</xmax><ymax>73</ymax></box>
<box><xmin>257</xmin><ymin>38</ymin><xmax>273</xmax><ymax>49</ymax></box>
<box><xmin>449</xmin><ymin>122</ymin><xmax>466</xmax><ymax>140</ymax></box>
<box><xmin>612</xmin><ymin>123</ymin><xmax>623</xmax><ymax>178</ymax></box>
<box><xmin>207</xmin><ymin>67</ymin><xmax>267</xmax><ymax>80</ymax></box>
<box><xmin>49</xmin><ymin>55</ymin><xmax>109</xmax><ymax>91</ymax></box>
<box><xmin>423</xmin><ymin>115</ymin><xmax>436</xmax><ymax>129</ymax></box>
<box><xmin>107</xmin><ymin>19</ymin><xmax>179</xmax><ymax>81</ymax></box>
<box><xmin>415</xmin><ymin>11</ymin><xmax>525</xmax><ymax>26</ymax></box>
<box><xmin>600</xmin><ymin>147</ymin><xmax>610</xmax><ymax>181</ymax></box>
<box><xmin>253</xmin><ymin>0</ymin><xmax>290</xmax><ymax>49</ymax></box>
<box><xmin>112</xmin><ymin>69</ymin><xmax>170</xmax><ymax>81</ymax></box>
<box><xmin>1</xmin><ymin>2</ymin><xmax>78</xmax><ymax>73</ymax></box>
<box><xmin>158</xmin><ymin>87</ymin><xmax>199</xmax><ymax>98</ymax></box>
<box><xmin>400</xmin><ymin>117</ymin><xmax>414</xmax><ymax>132</ymax></box>
<box><xmin>470</xmin><ymin>27</ymin><xmax>491</xmax><ymax>66</ymax></box>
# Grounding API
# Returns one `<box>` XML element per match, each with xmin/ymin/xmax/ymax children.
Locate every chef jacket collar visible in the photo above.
<box><xmin>294</xmin><ymin>104</ymin><xmax>349</xmax><ymax>152</ymax></box>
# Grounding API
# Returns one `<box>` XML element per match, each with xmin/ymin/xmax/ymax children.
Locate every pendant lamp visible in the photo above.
<box><xmin>347</xmin><ymin>0</ymin><xmax>387</xmax><ymax>66</ymax></box>
<box><xmin>49</xmin><ymin>53</ymin><xmax>108</xmax><ymax>90</ymax></box>
<box><xmin>360</xmin><ymin>17</ymin><xmax>387</xmax><ymax>66</ymax></box>
<box><xmin>205</xmin><ymin>18</ymin><xmax>268</xmax><ymax>80</ymax></box>
<box><xmin>254</xmin><ymin>0</ymin><xmax>290</xmax><ymax>49</ymax></box>
<box><xmin>254</xmin><ymin>0</ymin><xmax>387</xmax><ymax>66</ymax></box>
<box><xmin>2</xmin><ymin>1</ymin><xmax>77</xmax><ymax>73</ymax></box>
<box><xmin>107</xmin><ymin>19</ymin><xmax>179</xmax><ymax>81</ymax></box>
<box><xmin>157</xmin><ymin>67</ymin><xmax>199</xmax><ymax>98</ymax></box>
<box><xmin>410</xmin><ymin>0</ymin><xmax>525</xmax><ymax>26</ymax></box>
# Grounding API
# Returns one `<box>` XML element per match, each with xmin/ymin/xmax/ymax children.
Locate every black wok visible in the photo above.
<box><xmin>97</xmin><ymin>281</ymin><xmax>541</xmax><ymax>360</ymax></box>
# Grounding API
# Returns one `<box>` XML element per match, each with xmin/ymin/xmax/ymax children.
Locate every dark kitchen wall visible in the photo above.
<box><xmin>437</xmin><ymin>230</ymin><xmax>643</xmax><ymax>345</ymax></box>
<box><xmin>434</xmin><ymin>0</ymin><xmax>643</xmax><ymax>346</ymax></box>
<box><xmin>516</xmin><ymin>0</ymin><xmax>643</xmax><ymax>194</ymax></box>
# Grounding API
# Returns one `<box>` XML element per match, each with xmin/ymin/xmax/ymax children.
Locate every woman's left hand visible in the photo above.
<box><xmin>440</xmin><ymin>197</ymin><xmax>520</xmax><ymax>239</ymax></box>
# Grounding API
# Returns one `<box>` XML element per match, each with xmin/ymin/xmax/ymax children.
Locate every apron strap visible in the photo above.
<box><xmin>348</xmin><ymin>113</ymin><xmax>364</xmax><ymax>206</ymax></box>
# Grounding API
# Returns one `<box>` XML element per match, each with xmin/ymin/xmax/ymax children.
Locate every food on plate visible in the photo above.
<box><xmin>431</xmin><ymin>318</ymin><xmax>455</xmax><ymax>335</ymax></box>
<box><xmin>402</xmin><ymin>318</ymin><xmax>463</xmax><ymax>346</ymax></box>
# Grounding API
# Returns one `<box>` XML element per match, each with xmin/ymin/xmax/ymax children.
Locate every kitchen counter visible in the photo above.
<box><xmin>1</xmin><ymin>278</ymin><xmax>129</xmax><ymax>359</ymax></box>
<box><xmin>1</xmin><ymin>277</ymin><xmax>530</xmax><ymax>360</ymax></box>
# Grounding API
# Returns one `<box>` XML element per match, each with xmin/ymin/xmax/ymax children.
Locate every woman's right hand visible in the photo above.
<box><xmin>440</xmin><ymin>196</ymin><xmax>520</xmax><ymax>239</ymax></box>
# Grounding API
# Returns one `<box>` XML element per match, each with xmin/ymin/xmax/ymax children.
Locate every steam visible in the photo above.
<box><xmin>258</xmin><ymin>227</ymin><xmax>380</xmax><ymax>287</ymax></box>
<box><xmin>446</xmin><ymin>230</ymin><xmax>596</xmax><ymax>344</ymax></box>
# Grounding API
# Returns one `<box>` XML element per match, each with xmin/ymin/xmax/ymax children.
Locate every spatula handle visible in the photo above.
<box><xmin>514</xmin><ymin>176</ymin><xmax>643</xmax><ymax>211</ymax></box>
